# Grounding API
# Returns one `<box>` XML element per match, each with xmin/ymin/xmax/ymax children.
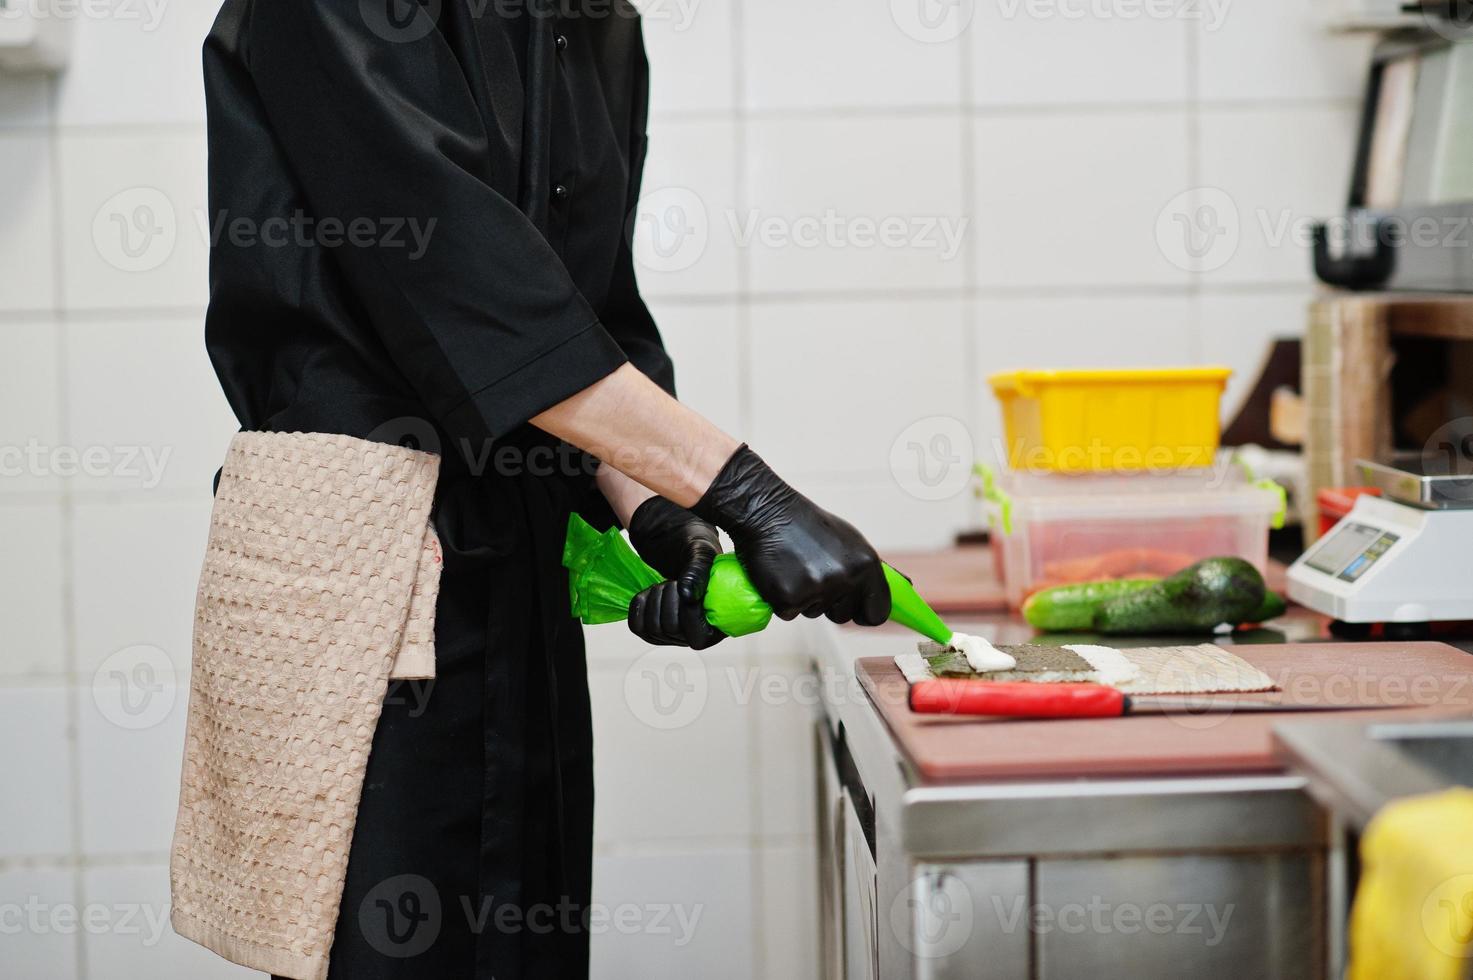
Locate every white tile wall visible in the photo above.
<box><xmin>1198</xmin><ymin>291</ymin><xmax>1311</xmax><ymax>422</ymax></box>
<box><xmin>0</xmin><ymin>503</ymin><xmax>69</xmax><ymax>677</ymax></box>
<box><xmin>636</xmin><ymin>0</ymin><xmax>735</xmax><ymax>116</ymax></box>
<box><xmin>70</xmin><ymin>499</ymin><xmax>214</xmax><ymax>676</ymax></box>
<box><xmin>56</xmin><ymin>132</ymin><xmax>210</xmax><ymax>311</ymax></box>
<box><xmin>742</xmin><ymin>0</ymin><xmax>964</xmax><ymax>111</ymax></box>
<box><xmin>634</xmin><ymin>119</ymin><xmax>742</xmax><ymax>298</ymax></box>
<box><xmin>0</xmin><ymin>74</ymin><xmax>50</xmax><ymax>128</ymax></box>
<box><xmin>755</xmin><ymin>844</ymin><xmax>820</xmax><ymax>980</ymax></box>
<box><xmin>748</xmin><ymin>662</ymin><xmax>818</xmax><ymax>838</ymax></box>
<box><xmin>798</xmin><ymin>473</ymin><xmax>974</xmax><ymax>552</ymax></box>
<box><xmin>0</xmin><ymin>134</ymin><xmax>58</xmax><ymax>313</ymax></box>
<box><xmin>748</xmin><ymin>298</ymin><xmax>968</xmax><ymax>476</ymax></box>
<box><xmin>589</xmin><ymin>650</ymin><xmax>756</xmax><ymax>843</ymax></box>
<box><xmin>0</xmin><ymin>0</ymin><xmax>1367</xmax><ymax>976</ymax></box>
<box><xmin>972</xmin><ymin>111</ymin><xmax>1194</xmax><ymax>289</ymax></box>
<box><xmin>746</xmin><ymin>115</ymin><xmax>967</xmax><ymax>292</ymax></box>
<box><xmin>81</xmin><ymin>864</ymin><xmax>257</xmax><ymax>980</ymax></box>
<box><xmin>590</xmin><ymin>848</ymin><xmax>755</xmax><ymax>980</ymax></box>
<box><xmin>0</xmin><ymin>867</ymin><xmax>81</xmax><ymax>979</ymax></box>
<box><xmin>1196</xmin><ymin>0</ymin><xmax>1375</xmax><ymax>103</ymax></box>
<box><xmin>0</xmin><ymin>686</ymin><xmax>74</xmax><ymax>857</ymax></box>
<box><xmin>1195</xmin><ymin>105</ymin><xmax>1362</xmax><ymax>285</ymax></box>
<box><xmin>0</xmin><ymin>320</ymin><xmax>63</xmax><ymax>495</ymax></box>
<box><xmin>76</xmin><ymin>673</ymin><xmax>189</xmax><ymax>856</ymax></box>
<box><xmin>54</xmin><ymin>4</ymin><xmax>219</xmax><ymax>127</ymax></box>
<box><xmin>65</xmin><ymin>319</ymin><xmax>237</xmax><ymax>493</ymax></box>
<box><xmin>649</xmin><ymin>300</ymin><xmax>745</xmax><ymax>437</ymax></box>
<box><xmin>971</xmin><ymin>0</ymin><xmax>1190</xmax><ymax>106</ymax></box>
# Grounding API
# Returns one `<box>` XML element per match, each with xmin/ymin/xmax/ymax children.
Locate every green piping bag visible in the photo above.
<box><xmin>563</xmin><ymin>514</ymin><xmax>953</xmax><ymax>644</ymax></box>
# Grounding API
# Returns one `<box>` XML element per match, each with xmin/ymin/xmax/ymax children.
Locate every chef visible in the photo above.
<box><xmin>198</xmin><ymin>1</ymin><xmax>890</xmax><ymax>978</ymax></box>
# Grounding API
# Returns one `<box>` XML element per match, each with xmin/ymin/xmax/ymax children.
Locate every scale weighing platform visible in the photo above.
<box><xmin>1289</xmin><ymin>457</ymin><xmax>1473</xmax><ymax>626</ymax></box>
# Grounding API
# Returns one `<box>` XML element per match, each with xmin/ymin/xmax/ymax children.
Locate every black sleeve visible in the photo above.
<box><xmin>598</xmin><ymin>41</ymin><xmax>677</xmax><ymax>398</ymax></box>
<box><xmin>244</xmin><ymin>0</ymin><xmax>629</xmax><ymax>442</ymax></box>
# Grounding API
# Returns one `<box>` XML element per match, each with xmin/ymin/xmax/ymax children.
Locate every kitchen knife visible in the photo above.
<box><xmin>907</xmin><ymin>679</ymin><xmax>1384</xmax><ymax>719</ymax></box>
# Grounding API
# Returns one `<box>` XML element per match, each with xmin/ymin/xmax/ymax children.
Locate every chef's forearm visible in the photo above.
<box><xmin>533</xmin><ymin>363</ymin><xmax>740</xmax><ymax>508</ymax></box>
<box><xmin>596</xmin><ymin>464</ymin><xmax>657</xmax><ymax>527</ymax></box>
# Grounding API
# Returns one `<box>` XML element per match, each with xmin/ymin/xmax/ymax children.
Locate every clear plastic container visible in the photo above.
<box><xmin>978</xmin><ymin>465</ymin><xmax>1286</xmax><ymax>609</ymax></box>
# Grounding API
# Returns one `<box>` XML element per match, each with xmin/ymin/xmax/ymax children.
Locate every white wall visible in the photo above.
<box><xmin>0</xmin><ymin>1</ymin><xmax>1370</xmax><ymax>978</ymax></box>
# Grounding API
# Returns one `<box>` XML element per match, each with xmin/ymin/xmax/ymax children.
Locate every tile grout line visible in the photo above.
<box><xmin>724</xmin><ymin>5</ymin><xmax>767</xmax><ymax>976</ymax></box>
<box><xmin>642</xmin><ymin>280</ymin><xmax>1324</xmax><ymax>306</ymax></box>
<box><xmin>1185</xmin><ymin>8</ymin><xmax>1206</xmax><ymax>363</ymax></box>
<box><xmin>44</xmin><ymin>73</ymin><xmax>89</xmax><ymax>980</ymax></box>
<box><xmin>730</xmin><ymin>0</ymin><xmax>754</xmax><ymax>447</ymax></box>
<box><xmin>0</xmin><ymin>305</ymin><xmax>207</xmax><ymax>323</ymax></box>
<box><xmin>958</xmin><ymin>10</ymin><xmax>981</xmax><ymax>439</ymax></box>
<box><xmin>643</xmin><ymin>94</ymin><xmax>1361</xmax><ymax>124</ymax></box>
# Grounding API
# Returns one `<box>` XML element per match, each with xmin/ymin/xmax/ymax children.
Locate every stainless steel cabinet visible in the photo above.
<box><xmin>1032</xmin><ymin>853</ymin><xmax>1321</xmax><ymax>979</ymax></box>
<box><xmin>816</xmin><ymin>725</ymin><xmax>844</xmax><ymax>980</ymax></box>
<box><xmin>812</xmin><ymin>640</ymin><xmax>1331</xmax><ymax>980</ymax></box>
<box><xmin>908</xmin><ymin>862</ymin><xmax>1030</xmax><ymax>980</ymax></box>
<box><xmin>841</xmin><ymin>790</ymin><xmax>880</xmax><ymax>980</ymax></box>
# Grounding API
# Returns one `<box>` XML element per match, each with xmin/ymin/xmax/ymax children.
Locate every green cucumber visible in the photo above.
<box><xmin>1093</xmin><ymin>557</ymin><xmax>1266</xmax><ymax>635</ymax></box>
<box><xmin>1022</xmin><ymin>578</ymin><xmax>1159</xmax><ymax>631</ymax></box>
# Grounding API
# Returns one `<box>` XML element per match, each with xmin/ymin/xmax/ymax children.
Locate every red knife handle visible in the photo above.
<box><xmin>908</xmin><ymin>680</ymin><xmax>1127</xmax><ymax>718</ymax></box>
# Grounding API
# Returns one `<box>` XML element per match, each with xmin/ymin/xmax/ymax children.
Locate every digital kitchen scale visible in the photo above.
<box><xmin>1288</xmin><ymin>456</ymin><xmax>1473</xmax><ymax>625</ymax></box>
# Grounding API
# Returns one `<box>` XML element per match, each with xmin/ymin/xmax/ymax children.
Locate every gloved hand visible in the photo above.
<box><xmin>691</xmin><ymin>445</ymin><xmax>890</xmax><ymax>625</ymax></box>
<box><xmin>625</xmin><ymin>496</ymin><xmax>727</xmax><ymax>650</ymax></box>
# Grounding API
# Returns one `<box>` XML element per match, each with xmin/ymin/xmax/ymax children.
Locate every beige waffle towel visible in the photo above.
<box><xmin>170</xmin><ymin>431</ymin><xmax>442</xmax><ymax>980</ymax></box>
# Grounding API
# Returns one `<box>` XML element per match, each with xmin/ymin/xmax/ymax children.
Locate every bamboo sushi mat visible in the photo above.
<box><xmin>1115</xmin><ymin>644</ymin><xmax>1276</xmax><ymax>695</ymax></box>
<box><xmin>905</xmin><ymin>643</ymin><xmax>1277</xmax><ymax>696</ymax></box>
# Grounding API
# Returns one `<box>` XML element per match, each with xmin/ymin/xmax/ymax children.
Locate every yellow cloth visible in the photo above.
<box><xmin>1349</xmin><ymin>787</ymin><xmax>1473</xmax><ymax>980</ymax></box>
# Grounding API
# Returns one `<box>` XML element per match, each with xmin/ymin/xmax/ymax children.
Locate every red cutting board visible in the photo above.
<box><xmin>856</xmin><ymin>642</ymin><xmax>1473</xmax><ymax>782</ymax></box>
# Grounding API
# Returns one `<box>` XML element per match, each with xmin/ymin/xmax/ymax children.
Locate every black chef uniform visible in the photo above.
<box><xmin>202</xmin><ymin>1</ymin><xmax>675</xmax><ymax>977</ymax></box>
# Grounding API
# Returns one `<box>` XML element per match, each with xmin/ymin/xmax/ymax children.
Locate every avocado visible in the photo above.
<box><xmin>1247</xmin><ymin>591</ymin><xmax>1288</xmax><ymax>624</ymax></box>
<box><xmin>1093</xmin><ymin>557</ymin><xmax>1266</xmax><ymax>635</ymax></box>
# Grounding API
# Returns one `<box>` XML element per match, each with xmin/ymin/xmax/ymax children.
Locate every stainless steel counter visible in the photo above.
<box><xmin>804</xmin><ymin>618</ymin><xmax>1334</xmax><ymax>980</ymax></box>
<box><xmin>1276</xmin><ymin>717</ymin><xmax>1473</xmax><ymax>832</ymax></box>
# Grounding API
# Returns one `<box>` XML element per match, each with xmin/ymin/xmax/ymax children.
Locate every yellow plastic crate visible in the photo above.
<box><xmin>988</xmin><ymin>367</ymin><xmax>1232</xmax><ymax>472</ymax></box>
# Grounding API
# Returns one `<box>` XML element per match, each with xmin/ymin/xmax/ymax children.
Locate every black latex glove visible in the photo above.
<box><xmin>691</xmin><ymin>445</ymin><xmax>891</xmax><ymax>625</ymax></box>
<box><xmin>625</xmin><ymin>496</ymin><xmax>727</xmax><ymax>650</ymax></box>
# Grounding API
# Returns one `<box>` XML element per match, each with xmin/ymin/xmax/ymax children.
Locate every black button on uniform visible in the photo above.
<box><xmin>553</xmin><ymin>183</ymin><xmax>569</xmax><ymax>201</ymax></box>
<box><xmin>555</xmin><ymin>34</ymin><xmax>568</xmax><ymax>51</ymax></box>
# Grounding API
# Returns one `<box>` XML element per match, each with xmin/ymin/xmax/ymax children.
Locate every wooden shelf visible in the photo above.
<box><xmin>1381</xmin><ymin>294</ymin><xmax>1473</xmax><ymax>340</ymax></box>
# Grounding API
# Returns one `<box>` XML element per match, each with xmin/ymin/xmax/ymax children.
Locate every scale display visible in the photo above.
<box><xmin>1305</xmin><ymin>521</ymin><xmax>1400</xmax><ymax>581</ymax></box>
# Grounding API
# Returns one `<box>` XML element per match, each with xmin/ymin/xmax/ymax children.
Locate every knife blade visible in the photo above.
<box><xmin>907</xmin><ymin>679</ymin><xmax>1387</xmax><ymax>719</ymax></box>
